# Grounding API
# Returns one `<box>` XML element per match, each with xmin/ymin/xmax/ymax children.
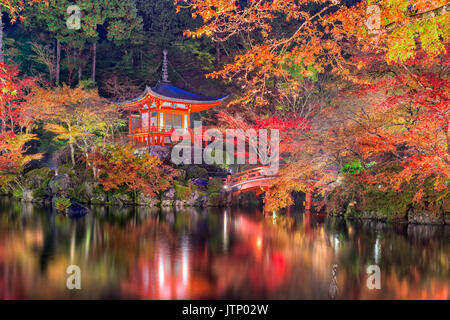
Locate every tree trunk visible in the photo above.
<box><xmin>56</xmin><ymin>39</ymin><xmax>61</xmax><ymax>85</ymax></box>
<box><xmin>0</xmin><ymin>10</ymin><xmax>4</xmax><ymax>64</ymax></box>
<box><xmin>91</xmin><ymin>42</ymin><xmax>96</xmax><ymax>82</ymax></box>
<box><xmin>78</xmin><ymin>65</ymin><xmax>82</xmax><ymax>83</ymax></box>
<box><xmin>69</xmin><ymin>143</ymin><xmax>75</xmax><ymax>167</ymax></box>
<box><xmin>215</xmin><ymin>42</ymin><xmax>221</xmax><ymax>65</ymax></box>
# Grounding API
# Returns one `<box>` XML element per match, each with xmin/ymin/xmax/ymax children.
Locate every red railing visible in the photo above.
<box><xmin>226</xmin><ymin>166</ymin><xmax>279</xmax><ymax>187</ymax></box>
<box><xmin>130</xmin><ymin>126</ymin><xmax>219</xmax><ymax>147</ymax></box>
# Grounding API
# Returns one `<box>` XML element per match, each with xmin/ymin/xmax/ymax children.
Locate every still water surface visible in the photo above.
<box><xmin>0</xmin><ymin>197</ymin><xmax>449</xmax><ymax>299</ymax></box>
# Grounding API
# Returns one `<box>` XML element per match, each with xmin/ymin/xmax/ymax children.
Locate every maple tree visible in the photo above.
<box><xmin>179</xmin><ymin>0</ymin><xmax>449</xmax><ymax>211</ymax></box>
<box><xmin>89</xmin><ymin>144</ymin><xmax>176</xmax><ymax>199</ymax></box>
<box><xmin>0</xmin><ymin>63</ymin><xmax>36</xmax><ymax>133</ymax></box>
<box><xmin>25</xmin><ymin>85</ymin><xmax>124</xmax><ymax>168</ymax></box>
<box><xmin>0</xmin><ymin>63</ymin><xmax>40</xmax><ymax>189</ymax></box>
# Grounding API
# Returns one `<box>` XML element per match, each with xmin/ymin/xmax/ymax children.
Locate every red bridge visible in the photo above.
<box><xmin>225</xmin><ymin>166</ymin><xmax>324</xmax><ymax>211</ymax></box>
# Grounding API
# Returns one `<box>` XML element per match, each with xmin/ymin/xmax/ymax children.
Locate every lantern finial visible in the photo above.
<box><xmin>162</xmin><ymin>49</ymin><xmax>170</xmax><ymax>83</ymax></box>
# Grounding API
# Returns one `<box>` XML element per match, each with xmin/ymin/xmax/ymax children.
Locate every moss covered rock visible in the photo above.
<box><xmin>407</xmin><ymin>207</ymin><xmax>444</xmax><ymax>225</ymax></box>
<box><xmin>57</xmin><ymin>164</ymin><xmax>75</xmax><ymax>176</ymax></box>
<box><xmin>24</xmin><ymin>167</ymin><xmax>54</xmax><ymax>189</ymax></box>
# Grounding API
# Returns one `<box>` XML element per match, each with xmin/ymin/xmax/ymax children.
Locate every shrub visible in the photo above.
<box><xmin>207</xmin><ymin>178</ymin><xmax>223</xmax><ymax>194</ymax></box>
<box><xmin>24</xmin><ymin>167</ymin><xmax>54</xmax><ymax>188</ymax></box>
<box><xmin>13</xmin><ymin>189</ymin><xmax>22</xmax><ymax>198</ymax></box>
<box><xmin>25</xmin><ymin>167</ymin><xmax>54</xmax><ymax>180</ymax></box>
<box><xmin>55</xmin><ymin>197</ymin><xmax>71</xmax><ymax>211</ymax></box>
<box><xmin>32</xmin><ymin>188</ymin><xmax>45</xmax><ymax>200</ymax></box>
<box><xmin>187</xmin><ymin>166</ymin><xmax>208</xmax><ymax>180</ymax></box>
<box><xmin>174</xmin><ymin>182</ymin><xmax>192</xmax><ymax>200</ymax></box>
<box><xmin>57</xmin><ymin>163</ymin><xmax>74</xmax><ymax>176</ymax></box>
<box><xmin>176</xmin><ymin>169</ymin><xmax>187</xmax><ymax>181</ymax></box>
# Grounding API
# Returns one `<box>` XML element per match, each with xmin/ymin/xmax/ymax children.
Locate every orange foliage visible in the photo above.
<box><xmin>89</xmin><ymin>144</ymin><xmax>176</xmax><ymax>198</ymax></box>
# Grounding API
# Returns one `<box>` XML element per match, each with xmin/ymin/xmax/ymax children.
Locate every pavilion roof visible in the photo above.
<box><xmin>117</xmin><ymin>49</ymin><xmax>228</xmax><ymax>108</ymax></box>
<box><xmin>117</xmin><ymin>83</ymin><xmax>228</xmax><ymax>107</ymax></box>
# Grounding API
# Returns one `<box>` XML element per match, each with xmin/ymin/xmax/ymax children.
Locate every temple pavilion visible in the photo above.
<box><xmin>118</xmin><ymin>49</ymin><xmax>228</xmax><ymax>146</ymax></box>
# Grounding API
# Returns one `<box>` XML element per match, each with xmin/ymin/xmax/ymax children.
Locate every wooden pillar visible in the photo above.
<box><xmin>187</xmin><ymin>108</ymin><xmax>191</xmax><ymax>131</ymax></box>
<box><xmin>128</xmin><ymin>116</ymin><xmax>132</xmax><ymax>135</ymax></box>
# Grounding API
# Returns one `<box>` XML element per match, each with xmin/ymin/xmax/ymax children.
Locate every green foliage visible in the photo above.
<box><xmin>32</xmin><ymin>187</ymin><xmax>45</xmax><ymax>200</ymax></box>
<box><xmin>57</xmin><ymin>164</ymin><xmax>74</xmax><ymax>176</ymax></box>
<box><xmin>207</xmin><ymin>192</ymin><xmax>221</xmax><ymax>206</ymax></box>
<box><xmin>207</xmin><ymin>178</ymin><xmax>222</xmax><ymax>194</ymax></box>
<box><xmin>174</xmin><ymin>182</ymin><xmax>192</xmax><ymax>200</ymax></box>
<box><xmin>25</xmin><ymin>167</ymin><xmax>54</xmax><ymax>181</ymax></box>
<box><xmin>13</xmin><ymin>190</ymin><xmax>22</xmax><ymax>198</ymax></box>
<box><xmin>360</xmin><ymin>188</ymin><xmax>414</xmax><ymax>220</ymax></box>
<box><xmin>78</xmin><ymin>79</ymin><xmax>97</xmax><ymax>90</ymax></box>
<box><xmin>54</xmin><ymin>196</ymin><xmax>71</xmax><ymax>211</ymax></box>
<box><xmin>187</xmin><ymin>166</ymin><xmax>208</xmax><ymax>180</ymax></box>
<box><xmin>342</xmin><ymin>159</ymin><xmax>363</xmax><ymax>175</ymax></box>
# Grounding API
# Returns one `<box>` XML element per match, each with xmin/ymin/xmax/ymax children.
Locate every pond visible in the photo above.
<box><xmin>0</xmin><ymin>196</ymin><xmax>449</xmax><ymax>299</ymax></box>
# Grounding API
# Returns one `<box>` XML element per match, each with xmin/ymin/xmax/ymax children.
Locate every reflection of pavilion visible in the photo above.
<box><xmin>120</xmin><ymin>237</ymin><xmax>212</xmax><ymax>299</ymax></box>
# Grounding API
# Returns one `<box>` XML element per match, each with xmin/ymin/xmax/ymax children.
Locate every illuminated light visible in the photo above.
<box><xmin>158</xmin><ymin>255</ymin><xmax>165</xmax><ymax>287</ymax></box>
<box><xmin>182</xmin><ymin>243</ymin><xmax>189</xmax><ymax>286</ymax></box>
<box><xmin>333</xmin><ymin>235</ymin><xmax>340</xmax><ymax>255</ymax></box>
<box><xmin>223</xmin><ymin>212</ymin><xmax>228</xmax><ymax>251</ymax></box>
<box><xmin>256</xmin><ymin>236</ymin><xmax>262</xmax><ymax>249</ymax></box>
<box><xmin>374</xmin><ymin>235</ymin><xmax>381</xmax><ymax>264</ymax></box>
<box><xmin>143</xmin><ymin>266</ymin><xmax>150</xmax><ymax>291</ymax></box>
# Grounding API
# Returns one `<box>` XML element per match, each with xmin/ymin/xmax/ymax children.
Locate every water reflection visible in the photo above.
<box><xmin>0</xmin><ymin>197</ymin><xmax>449</xmax><ymax>299</ymax></box>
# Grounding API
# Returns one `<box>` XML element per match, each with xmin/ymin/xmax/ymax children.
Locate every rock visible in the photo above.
<box><xmin>21</xmin><ymin>188</ymin><xmax>34</xmax><ymax>202</ymax></box>
<box><xmin>175</xmin><ymin>200</ymin><xmax>185</xmax><ymax>208</ymax></box>
<box><xmin>162</xmin><ymin>188</ymin><xmax>176</xmax><ymax>200</ymax></box>
<box><xmin>445</xmin><ymin>213</ymin><xmax>450</xmax><ymax>225</ymax></box>
<box><xmin>161</xmin><ymin>199</ymin><xmax>173</xmax><ymax>207</ymax></box>
<box><xmin>67</xmin><ymin>203</ymin><xmax>89</xmax><ymax>218</ymax></box>
<box><xmin>138</xmin><ymin>192</ymin><xmax>160</xmax><ymax>207</ymax></box>
<box><xmin>48</xmin><ymin>174</ymin><xmax>72</xmax><ymax>195</ymax></box>
<box><xmin>110</xmin><ymin>193</ymin><xmax>134</xmax><ymax>206</ymax></box>
<box><xmin>91</xmin><ymin>192</ymin><xmax>107</xmax><ymax>204</ymax></box>
<box><xmin>24</xmin><ymin>167</ymin><xmax>54</xmax><ymax>189</ymax></box>
<box><xmin>408</xmin><ymin>208</ymin><xmax>444</xmax><ymax>225</ymax></box>
<box><xmin>197</xmin><ymin>195</ymin><xmax>209</xmax><ymax>207</ymax></box>
<box><xmin>186</xmin><ymin>190</ymin><xmax>200</xmax><ymax>206</ymax></box>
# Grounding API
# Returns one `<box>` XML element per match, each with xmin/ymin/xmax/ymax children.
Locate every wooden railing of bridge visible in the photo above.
<box><xmin>225</xmin><ymin>166</ymin><xmax>326</xmax><ymax>211</ymax></box>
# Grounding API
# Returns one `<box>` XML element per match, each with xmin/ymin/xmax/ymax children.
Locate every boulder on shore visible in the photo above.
<box><xmin>407</xmin><ymin>207</ymin><xmax>444</xmax><ymax>225</ymax></box>
<box><xmin>48</xmin><ymin>174</ymin><xmax>72</xmax><ymax>195</ymax></box>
